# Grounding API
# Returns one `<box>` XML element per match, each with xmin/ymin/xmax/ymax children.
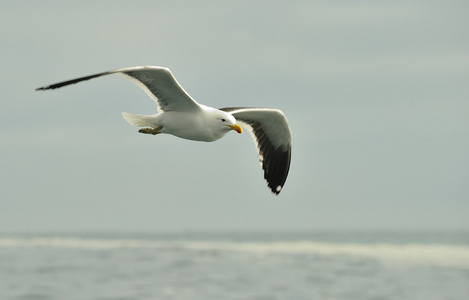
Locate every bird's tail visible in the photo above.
<box><xmin>121</xmin><ymin>112</ymin><xmax>157</xmax><ymax>127</ymax></box>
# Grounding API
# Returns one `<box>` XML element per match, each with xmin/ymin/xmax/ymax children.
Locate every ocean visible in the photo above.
<box><xmin>0</xmin><ymin>231</ymin><xmax>468</xmax><ymax>300</ymax></box>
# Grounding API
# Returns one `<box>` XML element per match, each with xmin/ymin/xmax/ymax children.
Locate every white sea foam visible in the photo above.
<box><xmin>1</xmin><ymin>237</ymin><xmax>468</xmax><ymax>268</ymax></box>
<box><xmin>1</xmin><ymin>235</ymin><xmax>468</xmax><ymax>300</ymax></box>
<box><xmin>179</xmin><ymin>241</ymin><xmax>469</xmax><ymax>268</ymax></box>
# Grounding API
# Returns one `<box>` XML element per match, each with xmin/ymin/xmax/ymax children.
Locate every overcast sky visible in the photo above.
<box><xmin>1</xmin><ymin>1</ymin><xmax>468</xmax><ymax>233</ymax></box>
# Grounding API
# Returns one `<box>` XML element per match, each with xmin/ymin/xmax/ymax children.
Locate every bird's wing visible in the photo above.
<box><xmin>36</xmin><ymin>66</ymin><xmax>201</xmax><ymax>112</ymax></box>
<box><xmin>220</xmin><ymin>107</ymin><xmax>292</xmax><ymax>194</ymax></box>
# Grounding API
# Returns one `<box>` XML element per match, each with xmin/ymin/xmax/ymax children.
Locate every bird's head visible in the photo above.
<box><xmin>214</xmin><ymin>110</ymin><xmax>242</xmax><ymax>134</ymax></box>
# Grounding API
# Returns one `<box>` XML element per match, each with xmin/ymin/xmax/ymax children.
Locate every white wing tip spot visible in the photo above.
<box><xmin>276</xmin><ymin>185</ymin><xmax>282</xmax><ymax>192</ymax></box>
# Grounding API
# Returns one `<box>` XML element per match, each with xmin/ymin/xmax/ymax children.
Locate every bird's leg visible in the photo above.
<box><xmin>138</xmin><ymin>126</ymin><xmax>163</xmax><ymax>135</ymax></box>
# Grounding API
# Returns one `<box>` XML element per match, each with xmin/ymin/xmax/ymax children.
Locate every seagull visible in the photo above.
<box><xmin>36</xmin><ymin>66</ymin><xmax>292</xmax><ymax>194</ymax></box>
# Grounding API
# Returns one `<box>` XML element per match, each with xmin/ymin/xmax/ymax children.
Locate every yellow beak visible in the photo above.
<box><xmin>228</xmin><ymin>124</ymin><xmax>243</xmax><ymax>134</ymax></box>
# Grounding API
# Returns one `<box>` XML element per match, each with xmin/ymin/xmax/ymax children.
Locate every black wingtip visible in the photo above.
<box><xmin>265</xmin><ymin>147</ymin><xmax>291</xmax><ymax>196</ymax></box>
<box><xmin>271</xmin><ymin>185</ymin><xmax>283</xmax><ymax>195</ymax></box>
<box><xmin>269</xmin><ymin>185</ymin><xmax>283</xmax><ymax>195</ymax></box>
<box><xmin>34</xmin><ymin>71</ymin><xmax>111</xmax><ymax>92</ymax></box>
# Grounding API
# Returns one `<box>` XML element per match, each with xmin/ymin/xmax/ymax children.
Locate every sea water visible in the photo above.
<box><xmin>0</xmin><ymin>231</ymin><xmax>468</xmax><ymax>300</ymax></box>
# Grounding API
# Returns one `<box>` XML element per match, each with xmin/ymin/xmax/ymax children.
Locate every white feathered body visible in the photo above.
<box><xmin>122</xmin><ymin>107</ymin><xmax>234</xmax><ymax>142</ymax></box>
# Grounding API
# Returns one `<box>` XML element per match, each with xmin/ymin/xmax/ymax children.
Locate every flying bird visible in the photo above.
<box><xmin>36</xmin><ymin>66</ymin><xmax>292</xmax><ymax>194</ymax></box>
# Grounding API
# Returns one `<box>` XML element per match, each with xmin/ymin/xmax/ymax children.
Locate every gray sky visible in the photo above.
<box><xmin>1</xmin><ymin>1</ymin><xmax>468</xmax><ymax>233</ymax></box>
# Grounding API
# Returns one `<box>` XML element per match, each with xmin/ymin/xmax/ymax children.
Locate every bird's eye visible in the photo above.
<box><xmin>221</xmin><ymin>119</ymin><xmax>225</xmax><ymax>122</ymax></box>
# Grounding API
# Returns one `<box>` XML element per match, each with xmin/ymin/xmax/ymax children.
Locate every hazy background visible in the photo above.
<box><xmin>1</xmin><ymin>1</ymin><xmax>468</xmax><ymax>233</ymax></box>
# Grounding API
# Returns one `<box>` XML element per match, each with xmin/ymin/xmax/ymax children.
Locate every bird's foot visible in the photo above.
<box><xmin>139</xmin><ymin>127</ymin><xmax>162</xmax><ymax>135</ymax></box>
